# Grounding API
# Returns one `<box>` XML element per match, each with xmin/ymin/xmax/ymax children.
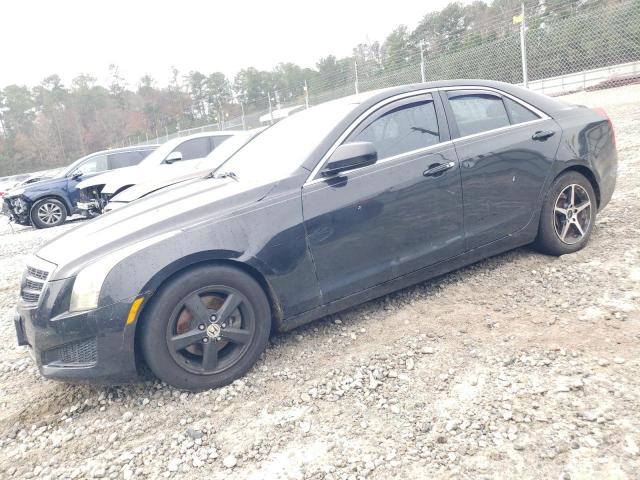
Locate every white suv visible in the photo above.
<box><xmin>76</xmin><ymin>131</ymin><xmax>238</xmax><ymax>217</ymax></box>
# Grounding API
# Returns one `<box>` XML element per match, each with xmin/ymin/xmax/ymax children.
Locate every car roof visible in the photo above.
<box><xmin>346</xmin><ymin>79</ymin><xmax>568</xmax><ymax>114</ymax></box>
<box><xmin>85</xmin><ymin>144</ymin><xmax>160</xmax><ymax>157</ymax></box>
<box><xmin>178</xmin><ymin>131</ymin><xmax>242</xmax><ymax>139</ymax></box>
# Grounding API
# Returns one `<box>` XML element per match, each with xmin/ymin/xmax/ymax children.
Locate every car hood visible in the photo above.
<box><xmin>110</xmin><ymin>168</ymin><xmax>206</xmax><ymax>203</ymax></box>
<box><xmin>4</xmin><ymin>176</ymin><xmax>67</xmax><ymax>197</ymax></box>
<box><xmin>77</xmin><ymin>163</ymin><xmax>199</xmax><ymax>195</ymax></box>
<box><xmin>38</xmin><ymin>176</ymin><xmax>276</xmax><ymax>278</ymax></box>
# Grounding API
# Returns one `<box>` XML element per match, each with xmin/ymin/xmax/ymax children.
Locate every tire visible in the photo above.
<box><xmin>140</xmin><ymin>265</ymin><xmax>271</xmax><ymax>391</ymax></box>
<box><xmin>30</xmin><ymin>198</ymin><xmax>67</xmax><ymax>229</ymax></box>
<box><xmin>534</xmin><ymin>171</ymin><xmax>597</xmax><ymax>256</ymax></box>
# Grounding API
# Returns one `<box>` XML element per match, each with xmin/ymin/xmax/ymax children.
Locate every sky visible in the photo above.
<box><xmin>0</xmin><ymin>0</ymin><xmax>454</xmax><ymax>89</ymax></box>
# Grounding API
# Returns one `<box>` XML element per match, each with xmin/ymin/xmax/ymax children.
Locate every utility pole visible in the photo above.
<box><xmin>304</xmin><ymin>80</ymin><xmax>309</xmax><ymax>108</ymax></box>
<box><xmin>419</xmin><ymin>41</ymin><xmax>426</xmax><ymax>83</ymax></box>
<box><xmin>519</xmin><ymin>3</ymin><xmax>528</xmax><ymax>88</ymax></box>
<box><xmin>268</xmin><ymin>93</ymin><xmax>274</xmax><ymax>124</ymax></box>
<box><xmin>354</xmin><ymin>59</ymin><xmax>359</xmax><ymax>94</ymax></box>
<box><xmin>240</xmin><ymin>102</ymin><xmax>246</xmax><ymax>130</ymax></box>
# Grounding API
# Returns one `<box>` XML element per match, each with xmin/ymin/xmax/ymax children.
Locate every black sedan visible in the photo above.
<box><xmin>14</xmin><ymin>80</ymin><xmax>617</xmax><ymax>391</ymax></box>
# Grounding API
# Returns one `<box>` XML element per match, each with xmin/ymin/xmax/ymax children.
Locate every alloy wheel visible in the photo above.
<box><xmin>165</xmin><ymin>286</ymin><xmax>255</xmax><ymax>375</ymax></box>
<box><xmin>37</xmin><ymin>202</ymin><xmax>63</xmax><ymax>225</ymax></box>
<box><xmin>553</xmin><ymin>184</ymin><xmax>592</xmax><ymax>245</ymax></box>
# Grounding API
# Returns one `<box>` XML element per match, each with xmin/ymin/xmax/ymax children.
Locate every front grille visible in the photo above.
<box><xmin>54</xmin><ymin>338</ymin><xmax>98</xmax><ymax>365</ymax></box>
<box><xmin>27</xmin><ymin>266</ymin><xmax>48</xmax><ymax>280</ymax></box>
<box><xmin>25</xmin><ymin>278</ymin><xmax>44</xmax><ymax>291</ymax></box>
<box><xmin>21</xmin><ymin>264</ymin><xmax>50</xmax><ymax>304</ymax></box>
<box><xmin>21</xmin><ymin>291</ymin><xmax>40</xmax><ymax>303</ymax></box>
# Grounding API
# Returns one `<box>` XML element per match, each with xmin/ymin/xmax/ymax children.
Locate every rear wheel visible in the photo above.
<box><xmin>30</xmin><ymin>198</ymin><xmax>67</xmax><ymax>229</ymax></box>
<box><xmin>140</xmin><ymin>265</ymin><xmax>271</xmax><ymax>391</ymax></box>
<box><xmin>535</xmin><ymin>171</ymin><xmax>597</xmax><ymax>256</ymax></box>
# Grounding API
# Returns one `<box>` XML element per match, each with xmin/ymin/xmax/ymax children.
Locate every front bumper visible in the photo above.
<box><xmin>2</xmin><ymin>196</ymin><xmax>30</xmax><ymax>224</ymax></box>
<box><xmin>77</xmin><ymin>188</ymin><xmax>109</xmax><ymax>216</ymax></box>
<box><xmin>15</xmin><ymin>285</ymin><xmax>141</xmax><ymax>384</ymax></box>
<box><xmin>76</xmin><ymin>200</ymin><xmax>101</xmax><ymax>218</ymax></box>
<box><xmin>76</xmin><ymin>200</ymin><xmax>98</xmax><ymax>212</ymax></box>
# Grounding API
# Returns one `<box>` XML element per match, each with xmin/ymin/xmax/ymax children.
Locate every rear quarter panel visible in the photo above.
<box><xmin>551</xmin><ymin>106</ymin><xmax>617</xmax><ymax>209</ymax></box>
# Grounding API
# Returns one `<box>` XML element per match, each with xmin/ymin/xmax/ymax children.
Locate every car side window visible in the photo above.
<box><xmin>211</xmin><ymin>135</ymin><xmax>231</xmax><ymax>148</ymax></box>
<box><xmin>75</xmin><ymin>154</ymin><xmax>108</xmax><ymax>175</ymax></box>
<box><xmin>447</xmin><ymin>92</ymin><xmax>510</xmax><ymax>137</ymax></box>
<box><xmin>347</xmin><ymin>99</ymin><xmax>440</xmax><ymax>160</ymax></box>
<box><xmin>503</xmin><ymin>96</ymin><xmax>540</xmax><ymax>124</ymax></box>
<box><xmin>171</xmin><ymin>138</ymin><xmax>213</xmax><ymax>161</ymax></box>
<box><xmin>108</xmin><ymin>151</ymin><xmax>144</xmax><ymax>169</ymax></box>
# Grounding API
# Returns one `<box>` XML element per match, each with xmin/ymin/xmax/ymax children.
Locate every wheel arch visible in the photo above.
<box><xmin>132</xmin><ymin>252</ymin><xmax>283</xmax><ymax>370</ymax></box>
<box><xmin>30</xmin><ymin>194</ymin><xmax>73</xmax><ymax>216</ymax></box>
<box><xmin>554</xmin><ymin>164</ymin><xmax>601</xmax><ymax>208</ymax></box>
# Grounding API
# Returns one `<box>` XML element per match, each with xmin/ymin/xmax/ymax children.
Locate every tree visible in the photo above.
<box><xmin>233</xmin><ymin>67</ymin><xmax>271</xmax><ymax>109</ymax></box>
<box><xmin>205</xmin><ymin>72</ymin><xmax>232</xmax><ymax>121</ymax></box>
<box><xmin>0</xmin><ymin>0</ymin><xmax>637</xmax><ymax>176</ymax></box>
<box><xmin>382</xmin><ymin>26</ymin><xmax>417</xmax><ymax>71</ymax></box>
<box><xmin>185</xmin><ymin>71</ymin><xmax>207</xmax><ymax>121</ymax></box>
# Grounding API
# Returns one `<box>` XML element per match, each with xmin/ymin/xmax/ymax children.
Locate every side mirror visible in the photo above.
<box><xmin>165</xmin><ymin>151</ymin><xmax>183</xmax><ymax>164</ymax></box>
<box><xmin>71</xmin><ymin>171</ymin><xmax>83</xmax><ymax>180</ymax></box>
<box><xmin>322</xmin><ymin>141</ymin><xmax>377</xmax><ymax>177</ymax></box>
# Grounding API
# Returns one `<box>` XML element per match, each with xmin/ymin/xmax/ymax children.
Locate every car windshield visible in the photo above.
<box><xmin>137</xmin><ymin>140</ymin><xmax>183</xmax><ymax>167</ymax></box>
<box><xmin>214</xmin><ymin>99</ymin><xmax>360</xmax><ymax>182</ymax></box>
<box><xmin>196</xmin><ymin>130</ymin><xmax>262</xmax><ymax>169</ymax></box>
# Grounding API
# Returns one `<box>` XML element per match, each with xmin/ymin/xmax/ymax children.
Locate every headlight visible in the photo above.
<box><xmin>69</xmin><ymin>231</ymin><xmax>179</xmax><ymax>312</ymax></box>
<box><xmin>7</xmin><ymin>187</ymin><xmax>25</xmax><ymax>196</ymax></box>
<box><xmin>104</xmin><ymin>201</ymin><xmax>126</xmax><ymax>212</ymax></box>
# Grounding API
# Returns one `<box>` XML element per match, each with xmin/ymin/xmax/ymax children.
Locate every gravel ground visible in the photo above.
<box><xmin>0</xmin><ymin>85</ymin><xmax>639</xmax><ymax>480</ymax></box>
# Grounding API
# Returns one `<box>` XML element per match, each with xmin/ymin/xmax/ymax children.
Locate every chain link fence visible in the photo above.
<box><xmin>123</xmin><ymin>0</ymin><xmax>640</xmax><ymax>147</ymax></box>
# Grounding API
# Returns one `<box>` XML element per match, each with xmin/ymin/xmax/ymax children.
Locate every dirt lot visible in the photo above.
<box><xmin>0</xmin><ymin>85</ymin><xmax>639</xmax><ymax>480</ymax></box>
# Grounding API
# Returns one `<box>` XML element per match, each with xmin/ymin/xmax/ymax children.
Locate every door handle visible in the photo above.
<box><xmin>532</xmin><ymin>130</ymin><xmax>555</xmax><ymax>141</ymax></box>
<box><xmin>423</xmin><ymin>162</ymin><xmax>455</xmax><ymax>177</ymax></box>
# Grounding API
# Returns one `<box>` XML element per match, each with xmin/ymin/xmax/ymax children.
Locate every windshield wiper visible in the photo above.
<box><xmin>212</xmin><ymin>171</ymin><xmax>240</xmax><ymax>182</ymax></box>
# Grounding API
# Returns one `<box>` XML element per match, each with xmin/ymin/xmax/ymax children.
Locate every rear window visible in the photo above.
<box><xmin>448</xmin><ymin>92</ymin><xmax>510</xmax><ymax>137</ymax></box>
<box><xmin>503</xmin><ymin>97</ymin><xmax>540</xmax><ymax>124</ymax></box>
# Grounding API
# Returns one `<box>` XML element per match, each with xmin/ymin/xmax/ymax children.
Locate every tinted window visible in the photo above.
<box><xmin>348</xmin><ymin>99</ymin><xmax>440</xmax><ymax>159</ymax></box>
<box><xmin>108</xmin><ymin>151</ymin><xmax>144</xmax><ymax>169</ymax></box>
<box><xmin>171</xmin><ymin>137</ymin><xmax>212</xmax><ymax>161</ymax></box>
<box><xmin>211</xmin><ymin>135</ymin><xmax>232</xmax><ymax>148</ymax></box>
<box><xmin>448</xmin><ymin>93</ymin><xmax>510</xmax><ymax>137</ymax></box>
<box><xmin>75</xmin><ymin>154</ymin><xmax>108</xmax><ymax>175</ymax></box>
<box><xmin>503</xmin><ymin>97</ymin><xmax>540</xmax><ymax>124</ymax></box>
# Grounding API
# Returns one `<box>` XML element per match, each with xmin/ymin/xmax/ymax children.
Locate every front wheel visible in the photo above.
<box><xmin>534</xmin><ymin>171</ymin><xmax>597</xmax><ymax>256</ymax></box>
<box><xmin>140</xmin><ymin>265</ymin><xmax>271</xmax><ymax>391</ymax></box>
<box><xmin>30</xmin><ymin>198</ymin><xmax>67</xmax><ymax>229</ymax></box>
